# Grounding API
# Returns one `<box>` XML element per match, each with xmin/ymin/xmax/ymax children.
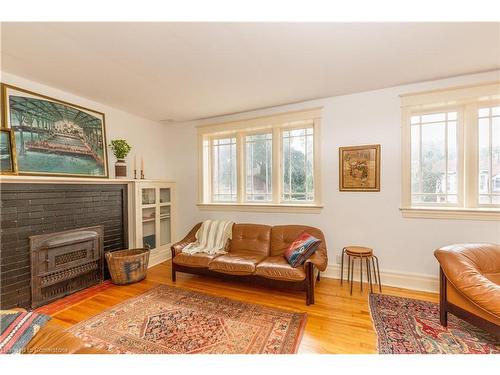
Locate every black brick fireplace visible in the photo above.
<box><xmin>0</xmin><ymin>183</ymin><xmax>128</xmax><ymax>309</ymax></box>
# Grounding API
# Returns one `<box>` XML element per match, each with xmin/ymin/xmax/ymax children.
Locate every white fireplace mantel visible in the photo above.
<box><xmin>0</xmin><ymin>175</ymin><xmax>172</xmax><ymax>185</ymax></box>
<box><xmin>0</xmin><ymin>176</ymin><xmax>176</xmax><ymax>269</ymax></box>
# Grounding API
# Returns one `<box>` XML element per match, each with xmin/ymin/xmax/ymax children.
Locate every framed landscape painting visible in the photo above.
<box><xmin>0</xmin><ymin>128</ymin><xmax>17</xmax><ymax>174</ymax></box>
<box><xmin>1</xmin><ymin>84</ymin><xmax>109</xmax><ymax>177</ymax></box>
<box><xmin>339</xmin><ymin>144</ymin><xmax>380</xmax><ymax>191</ymax></box>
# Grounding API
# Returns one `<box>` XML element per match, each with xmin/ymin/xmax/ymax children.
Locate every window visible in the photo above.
<box><xmin>198</xmin><ymin>109</ymin><xmax>322</xmax><ymax>211</ymax></box>
<box><xmin>401</xmin><ymin>82</ymin><xmax>500</xmax><ymax>219</ymax></box>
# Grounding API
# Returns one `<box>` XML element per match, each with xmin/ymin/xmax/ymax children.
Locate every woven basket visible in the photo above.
<box><xmin>105</xmin><ymin>248</ymin><xmax>150</xmax><ymax>285</ymax></box>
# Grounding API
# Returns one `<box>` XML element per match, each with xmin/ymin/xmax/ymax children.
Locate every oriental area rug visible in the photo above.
<box><xmin>369</xmin><ymin>293</ymin><xmax>500</xmax><ymax>354</ymax></box>
<box><xmin>68</xmin><ymin>285</ymin><xmax>307</xmax><ymax>354</ymax></box>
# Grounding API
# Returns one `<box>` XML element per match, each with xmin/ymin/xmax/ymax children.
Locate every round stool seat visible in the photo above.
<box><xmin>344</xmin><ymin>246</ymin><xmax>373</xmax><ymax>256</ymax></box>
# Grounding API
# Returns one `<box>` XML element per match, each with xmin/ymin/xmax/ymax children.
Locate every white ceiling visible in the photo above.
<box><xmin>1</xmin><ymin>22</ymin><xmax>499</xmax><ymax>122</ymax></box>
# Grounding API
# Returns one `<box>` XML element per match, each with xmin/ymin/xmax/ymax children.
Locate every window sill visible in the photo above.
<box><xmin>197</xmin><ymin>203</ymin><xmax>323</xmax><ymax>213</ymax></box>
<box><xmin>400</xmin><ymin>207</ymin><xmax>500</xmax><ymax>220</ymax></box>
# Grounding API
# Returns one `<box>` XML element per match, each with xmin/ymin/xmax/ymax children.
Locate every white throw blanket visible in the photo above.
<box><xmin>182</xmin><ymin>220</ymin><xmax>234</xmax><ymax>255</ymax></box>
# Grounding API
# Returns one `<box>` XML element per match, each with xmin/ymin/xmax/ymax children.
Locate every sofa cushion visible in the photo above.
<box><xmin>173</xmin><ymin>252</ymin><xmax>221</xmax><ymax>268</ymax></box>
<box><xmin>255</xmin><ymin>256</ymin><xmax>306</xmax><ymax>281</ymax></box>
<box><xmin>230</xmin><ymin>224</ymin><xmax>271</xmax><ymax>256</ymax></box>
<box><xmin>208</xmin><ymin>250</ymin><xmax>266</xmax><ymax>275</ymax></box>
<box><xmin>271</xmin><ymin>225</ymin><xmax>326</xmax><ymax>257</ymax></box>
<box><xmin>283</xmin><ymin>232</ymin><xmax>321</xmax><ymax>267</ymax></box>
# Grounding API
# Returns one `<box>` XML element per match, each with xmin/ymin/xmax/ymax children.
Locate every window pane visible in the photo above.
<box><xmin>478</xmin><ymin>108</ymin><xmax>490</xmax><ymax>117</ymax></box>
<box><xmin>478</xmin><ymin>117</ymin><xmax>490</xmax><ymax>195</ymax></box>
<box><xmin>212</xmin><ymin>137</ymin><xmax>237</xmax><ymax>202</ymax></box>
<box><xmin>410</xmin><ymin>111</ymin><xmax>458</xmax><ymax>205</ymax></box>
<box><xmin>246</xmin><ymin>133</ymin><xmax>272</xmax><ymax>201</ymax></box>
<box><xmin>447</xmin><ymin>121</ymin><xmax>457</xmax><ymax>194</ymax></box>
<box><xmin>421</xmin><ymin>122</ymin><xmax>445</xmax><ymax>202</ymax></box>
<box><xmin>478</xmin><ymin>107</ymin><xmax>500</xmax><ymax>205</ymax></box>
<box><xmin>410</xmin><ymin>125</ymin><xmax>420</xmax><ymax>194</ymax></box>
<box><xmin>411</xmin><ymin>115</ymin><xmax>420</xmax><ymax>124</ymax></box>
<box><xmin>421</xmin><ymin>113</ymin><xmax>446</xmax><ymax>123</ymax></box>
<box><xmin>282</xmin><ymin>127</ymin><xmax>314</xmax><ymax>202</ymax></box>
<box><xmin>492</xmin><ymin>117</ymin><xmax>500</xmax><ymax>194</ymax></box>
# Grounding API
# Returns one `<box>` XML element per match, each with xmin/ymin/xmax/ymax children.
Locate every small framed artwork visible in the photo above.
<box><xmin>0</xmin><ymin>128</ymin><xmax>18</xmax><ymax>174</ymax></box>
<box><xmin>339</xmin><ymin>144</ymin><xmax>380</xmax><ymax>192</ymax></box>
<box><xmin>1</xmin><ymin>83</ymin><xmax>109</xmax><ymax>178</ymax></box>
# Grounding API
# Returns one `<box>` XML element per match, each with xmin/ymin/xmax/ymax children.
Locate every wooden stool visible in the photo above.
<box><xmin>341</xmin><ymin>246</ymin><xmax>381</xmax><ymax>295</ymax></box>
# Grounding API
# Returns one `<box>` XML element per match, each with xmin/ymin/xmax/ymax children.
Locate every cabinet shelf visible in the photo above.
<box><xmin>135</xmin><ymin>182</ymin><xmax>175</xmax><ymax>255</ymax></box>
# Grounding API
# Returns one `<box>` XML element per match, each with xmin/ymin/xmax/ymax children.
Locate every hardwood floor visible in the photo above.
<box><xmin>50</xmin><ymin>260</ymin><xmax>438</xmax><ymax>354</ymax></box>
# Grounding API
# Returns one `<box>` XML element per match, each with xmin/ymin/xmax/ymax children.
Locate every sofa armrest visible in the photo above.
<box><xmin>434</xmin><ymin>243</ymin><xmax>500</xmax><ymax>318</ymax></box>
<box><xmin>305</xmin><ymin>245</ymin><xmax>328</xmax><ymax>272</ymax></box>
<box><xmin>171</xmin><ymin>223</ymin><xmax>202</xmax><ymax>257</ymax></box>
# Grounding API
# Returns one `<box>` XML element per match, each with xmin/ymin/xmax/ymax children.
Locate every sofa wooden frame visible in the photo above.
<box><xmin>171</xmin><ymin>249</ymin><xmax>321</xmax><ymax>305</ymax></box>
<box><xmin>439</xmin><ymin>267</ymin><xmax>500</xmax><ymax>338</ymax></box>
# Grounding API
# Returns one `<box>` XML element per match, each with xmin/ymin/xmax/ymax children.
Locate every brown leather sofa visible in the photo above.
<box><xmin>434</xmin><ymin>243</ymin><xmax>500</xmax><ymax>337</ymax></box>
<box><xmin>171</xmin><ymin>223</ymin><xmax>328</xmax><ymax>305</ymax></box>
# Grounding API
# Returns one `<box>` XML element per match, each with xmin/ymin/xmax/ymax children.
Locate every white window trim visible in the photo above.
<box><xmin>197</xmin><ymin>108</ymin><xmax>323</xmax><ymax>213</ymax></box>
<box><xmin>400</xmin><ymin>81</ymin><xmax>500</xmax><ymax>220</ymax></box>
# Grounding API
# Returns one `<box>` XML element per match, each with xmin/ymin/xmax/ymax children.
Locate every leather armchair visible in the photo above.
<box><xmin>434</xmin><ymin>243</ymin><xmax>500</xmax><ymax>337</ymax></box>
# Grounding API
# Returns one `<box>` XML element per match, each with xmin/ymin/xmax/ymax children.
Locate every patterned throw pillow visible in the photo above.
<box><xmin>283</xmin><ymin>232</ymin><xmax>322</xmax><ymax>268</ymax></box>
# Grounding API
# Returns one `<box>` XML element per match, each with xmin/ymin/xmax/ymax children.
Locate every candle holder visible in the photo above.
<box><xmin>140</xmin><ymin>170</ymin><xmax>145</xmax><ymax>179</ymax></box>
<box><xmin>134</xmin><ymin>169</ymin><xmax>137</xmax><ymax>179</ymax></box>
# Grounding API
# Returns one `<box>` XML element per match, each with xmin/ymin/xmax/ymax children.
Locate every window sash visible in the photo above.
<box><xmin>281</xmin><ymin>127</ymin><xmax>314</xmax><ymax>203</ymax></box>
<box><xmin>477</xmin><ymin>105</ymin><xmax>500</xmax><ymax>207</ymax></box>
<box><xmin>211</xmin><ymin>136</ymin><xmax>237</xmax><ymax>202</ymax></box>
<box><xmin>409</xmin><ymin>109</ymin><xmax>461</xmax><ymax>207</ymax></box>
<box><xmin>245</xmin><ymin>132</ymin><xmax>273</xmax><ymax>202</ymax></box>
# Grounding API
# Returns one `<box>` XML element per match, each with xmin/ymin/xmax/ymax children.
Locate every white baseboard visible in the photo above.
<box><xmin>322</xmin><ymin>264</ymin><xmax>438</xmax><ymax>293</ymax></box>
<box><xmin>148</xmin><ymin>247</ymin><xmax>171</xmax><ymax>268</ymax></box>
<box><xmin>145</xmin><ymin>249</ymin><xmax>438</xmax><ymax>293</ymax></box>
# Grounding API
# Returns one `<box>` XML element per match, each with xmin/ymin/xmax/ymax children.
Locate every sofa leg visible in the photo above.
<box><xmin>305</xmin><ymin>263</ymin><xmax>315</xmax><ymax>305</ymax></box>
<box><xmin>172</xmin><ymin>264</ymin><xmax>177</xmax><ymax>282</ymax></box>
<box><xmin>439</xmin><ymin>267</ymin><xmax>448</xmax><ymax>327</ymax></box>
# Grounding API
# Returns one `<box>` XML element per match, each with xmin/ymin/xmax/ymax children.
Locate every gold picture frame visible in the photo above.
<box><xmin>0</xmin><ymin>128</ymin><xmax>18</xmax><ymax>175</ymax></box>
<box><xmin>339</xmin><ymin>144</ymin><xmax>380</xmax><ymax>192</ymax></box>
<box><xmin>1</xmin><ymin>83</ymin><xmax>109</xmax><ymax>178</ymax></box>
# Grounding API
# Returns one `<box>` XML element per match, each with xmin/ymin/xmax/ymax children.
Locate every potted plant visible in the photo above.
<box><xmin>109</xmin><ymin>139</ymin><xmax>132</xmax><ymax>178</ymax></box>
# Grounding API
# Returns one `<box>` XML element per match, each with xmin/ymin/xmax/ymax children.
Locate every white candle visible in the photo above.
<box><xmin>134</xmin><ymin>155</ymin><xmax>137</xmax><ymax>170</ymax></box>
<box><xmin>141</xmin><ymin>156</ymin><xmax>144</xmax><ymax>171</ymax></box>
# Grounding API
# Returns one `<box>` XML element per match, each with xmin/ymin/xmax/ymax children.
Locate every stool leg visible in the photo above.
<box><xmin>349</xmin><ymin>256</ymin><xmax>354</xmax><ymax>296</ymax></box>
<box><xmin>340</xmin><ymin>248</ymin><xmax>345</xmax><ymax>285</ymax></box>
<box><xmin>347</xmin><ymin>252</ymin><xmax>351</xmax><ymax>287</ymax></box>
<box><xmin>360</xmin><ymin>255</ymin><xmax>363</xmax><ymax>292</ymax></box>
<box><xmin>371</xmin><ymin>257</ymin><xmax>377</xmax><ymax>286</ymax></box>
<box><xmin>374</xmin><ymin>255</ymin><xmax>382</xmax><ymax>292</ymax></box>
<box><xmin>366</xmin><ymin>257</ymin><xmax>373</xmax><ymax>293</ymax></box>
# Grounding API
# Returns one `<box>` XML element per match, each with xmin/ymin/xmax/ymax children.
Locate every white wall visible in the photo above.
<box><xmin>163</xmin><ymin>70</ymin><xmax>500</xmax><ymax>289</ymax></box>
<box><xmin>3</xmin><ymin>69</ymin><xmax>498</xmax><ymax>290</ymax></box>
<box><xmin>0</xmin><ymin>71</ymin><xmax>169</xmax><ymax>179</ymax></box>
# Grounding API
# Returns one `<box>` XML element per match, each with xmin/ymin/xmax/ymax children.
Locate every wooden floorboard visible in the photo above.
<box><xmin>50</xmin><ymin>260</ymin><xmax>438</xmax><ymax>354</ymax></box>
